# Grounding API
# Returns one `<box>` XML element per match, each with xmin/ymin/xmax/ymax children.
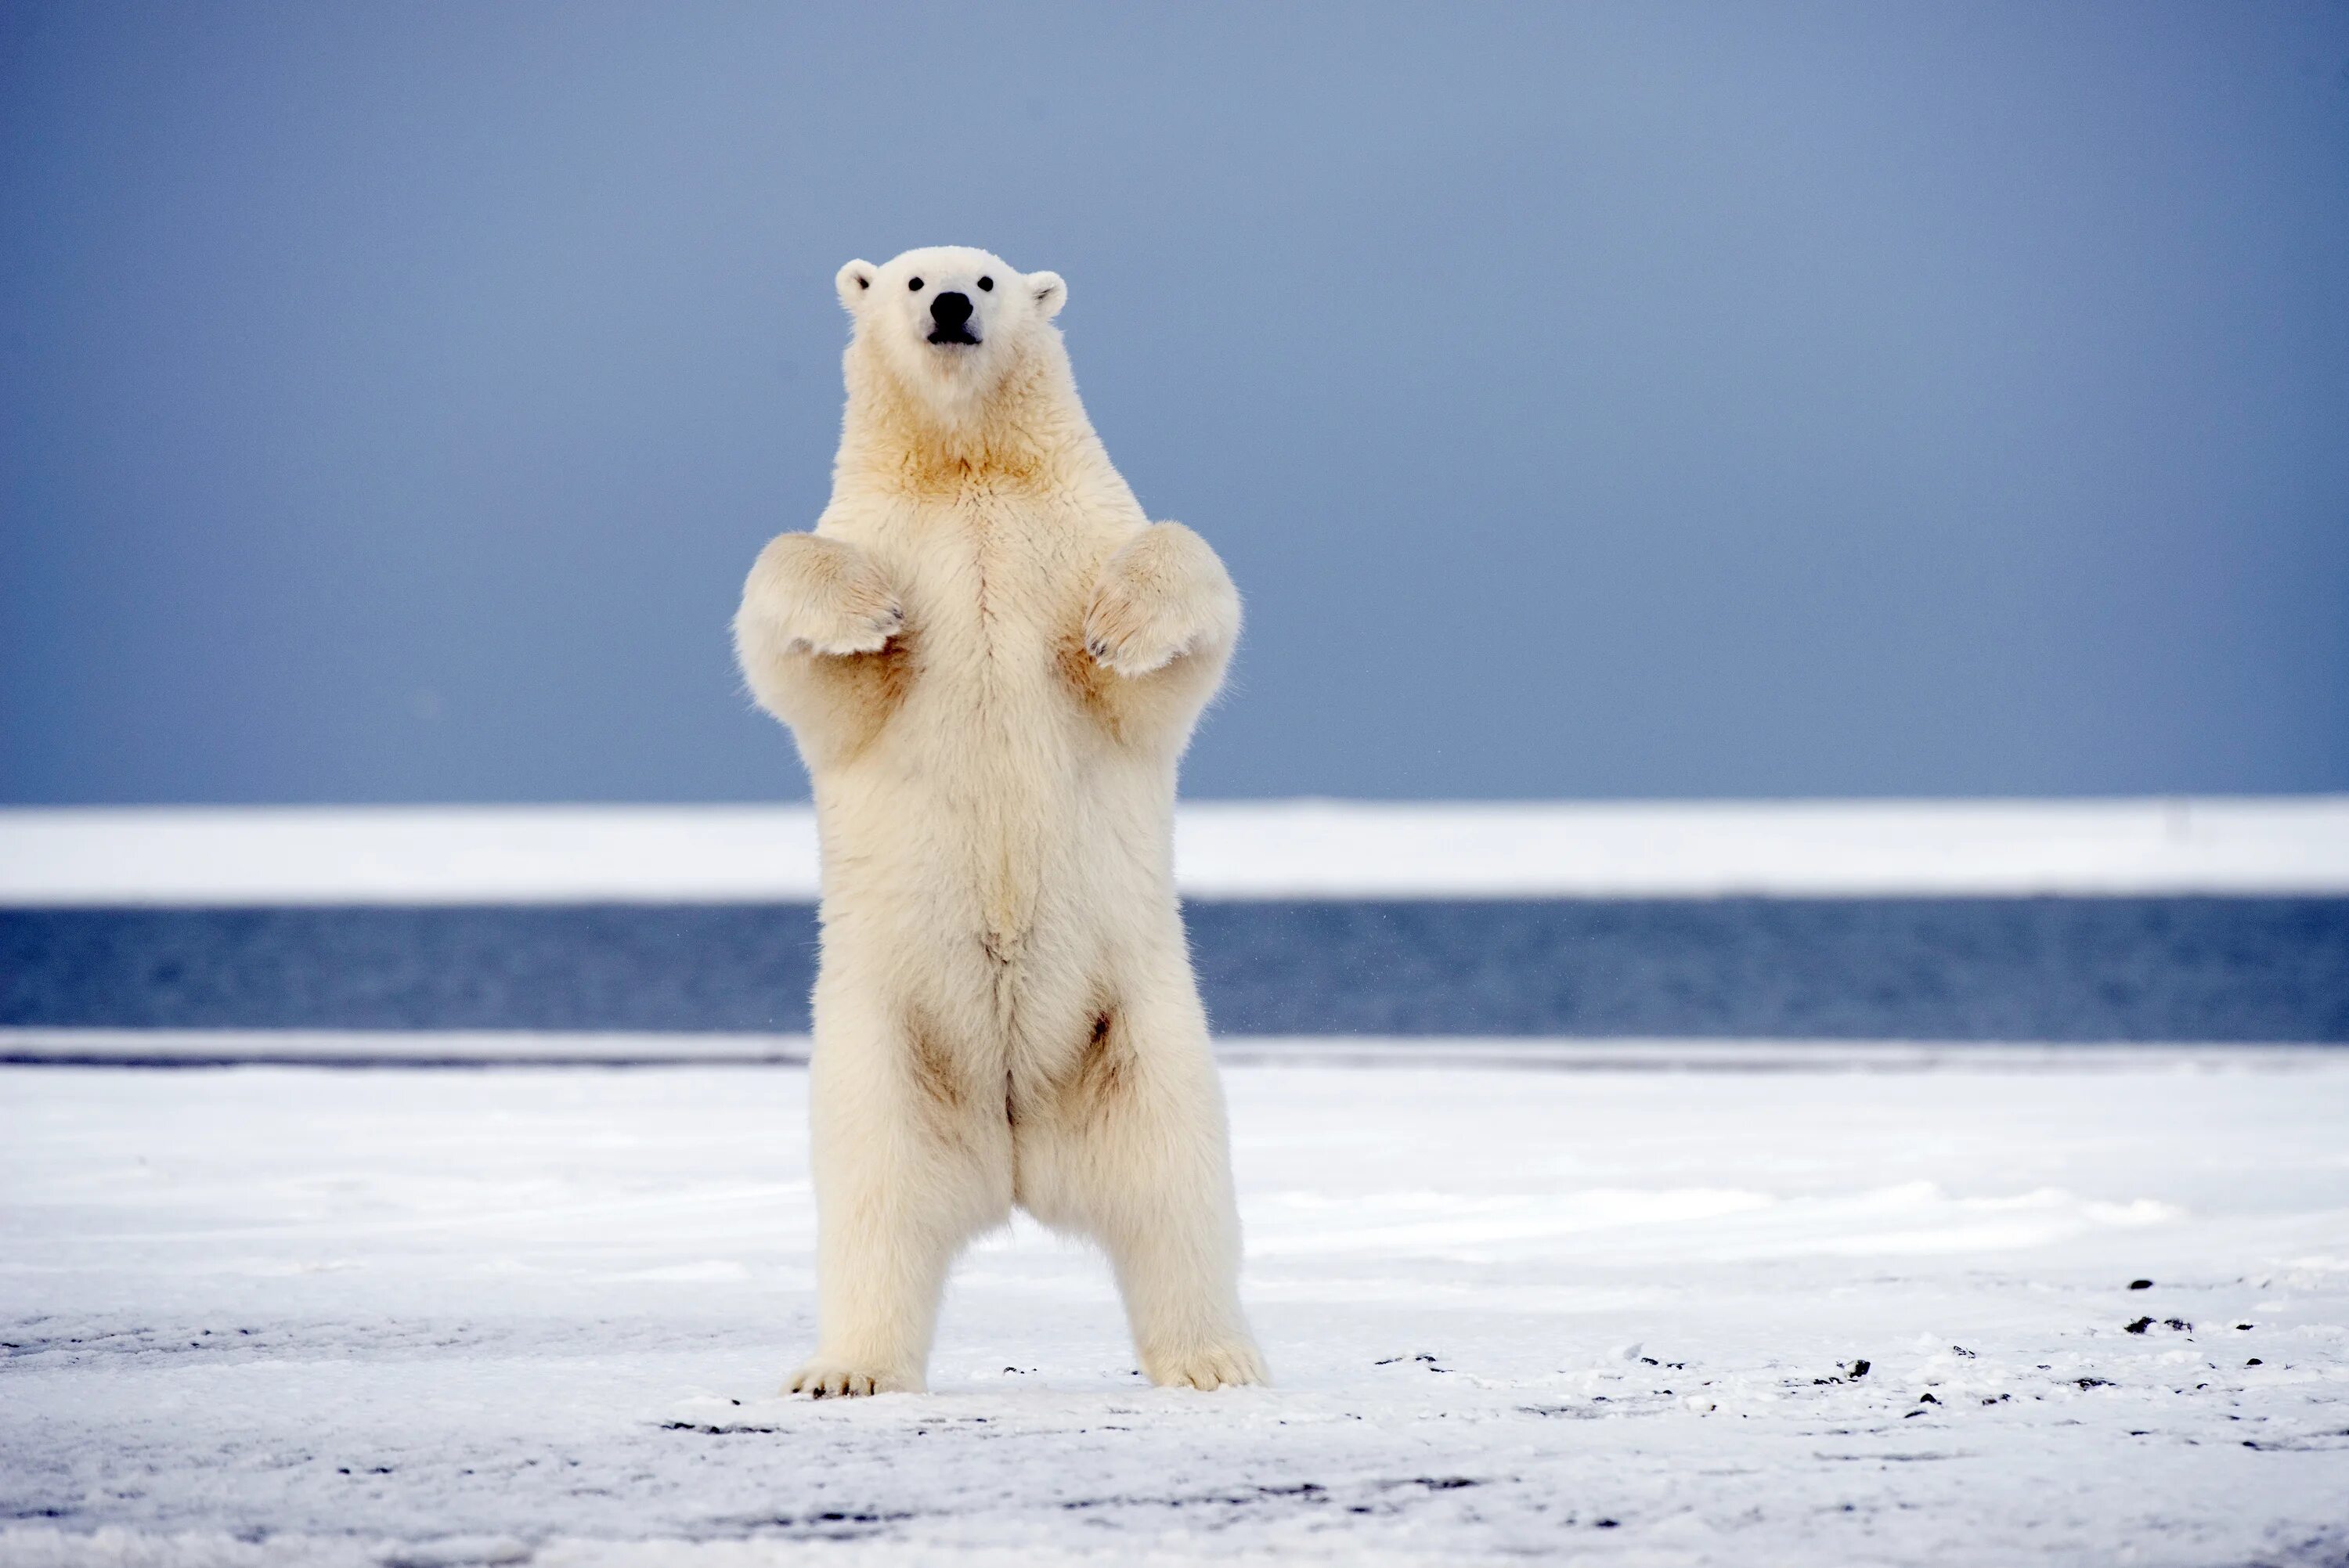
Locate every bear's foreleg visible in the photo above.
<box><xmin>1015</xmin><ymin>993</ymin><xmax>1267</xmax><ymax>1390</ymax></box>
<box><xmin>734</xmin><ymin>532</ymin><xmax>915</xmax><ymax>766</ymax></box>
<box><xmin>791</xmin><ymin>989</ymin><xmax>1012</xmax><ymax>1397</ymax></box>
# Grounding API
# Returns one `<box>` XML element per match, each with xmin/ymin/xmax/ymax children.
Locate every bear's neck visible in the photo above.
<box><xmin>834</xmin><ymin>333</ymin><xmax>1107</xmax><ymax>496</ymax></box>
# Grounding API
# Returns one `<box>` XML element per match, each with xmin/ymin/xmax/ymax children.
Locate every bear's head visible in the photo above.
<box><xmin>835</xmin><ymin>246</ymin><xmax>1066</xmax><ymax>424</ymax></box>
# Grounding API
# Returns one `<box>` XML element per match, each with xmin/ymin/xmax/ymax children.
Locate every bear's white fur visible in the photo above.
<box><xmin>733</xmin><ymin>246</ymin><xmax>1266</xmax><ymax>1395</ymax></box>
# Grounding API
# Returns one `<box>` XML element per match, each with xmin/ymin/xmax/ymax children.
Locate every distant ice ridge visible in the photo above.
<box><xmin>2</xmin><ymin>796</ymin><xmax>2345</xmax><ymax>904</ymax></box>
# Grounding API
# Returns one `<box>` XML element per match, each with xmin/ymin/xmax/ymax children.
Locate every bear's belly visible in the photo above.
<box><xmin>813</xmin><ymin>728</ymin><xmax>1177</xmax><ymax>1077</ymax></box>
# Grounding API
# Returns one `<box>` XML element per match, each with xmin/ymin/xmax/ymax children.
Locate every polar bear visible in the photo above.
<box><xmin>733</xmin><ymin>246</ymin><xmax>1267</xmax><ymax>1396</ymax></box>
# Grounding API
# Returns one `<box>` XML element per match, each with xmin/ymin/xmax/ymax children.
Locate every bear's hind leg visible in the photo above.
<box><xmin>1016</xmin><ymin>998</ymin><xmax>1267</xmax><ymax>1390</ymax></box>
<box><xmin>792</xmin><ymin>994</ymin><xmax>1009</xmax><ymax>1397</ymax></box>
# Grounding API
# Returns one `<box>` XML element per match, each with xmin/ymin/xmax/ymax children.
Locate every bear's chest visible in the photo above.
<box><xmin>886</xmin><ymin>492</ymin><xmax>1111</xmax><ymax>690</ymax></box>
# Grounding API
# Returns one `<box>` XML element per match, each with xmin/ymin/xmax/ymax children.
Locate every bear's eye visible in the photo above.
<box><xmin>907</xmin><ymin>277</ymin><xmax>924</xmax><ymax>292</ymax></box>
<box><xmin>977</xmin><ymin>276</ymin><xmax>994</xmax><ymax>291</ymax></box>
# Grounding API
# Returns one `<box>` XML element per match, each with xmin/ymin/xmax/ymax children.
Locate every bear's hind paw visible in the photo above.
<box><xmin>785</xmin><ymin>1357</ymin><xmax>921</xmax><ymax>1398</ymax></box>
<box><xmin>1146</xmin><ymin>1340</ymin><xmax>1269</xmax><ymax>1392</ymax></box>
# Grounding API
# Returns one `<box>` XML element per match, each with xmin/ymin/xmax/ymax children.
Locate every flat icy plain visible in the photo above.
<box><xmin>3</xmin><ymin>1051</ymin><xmax>2346</xmax><ymax>1566</ymax></box>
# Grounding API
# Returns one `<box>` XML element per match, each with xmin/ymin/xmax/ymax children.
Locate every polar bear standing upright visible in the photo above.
<box><xmin>734</xmin><ymin>246</ymin><xmax>1266</xmax><ymax>1395</ymax></box>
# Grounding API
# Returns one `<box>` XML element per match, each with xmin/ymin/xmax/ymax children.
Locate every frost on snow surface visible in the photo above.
<box><xmin>2</xmin><ymin>1055</ymin><xmax>2346</xmax><ymax>1566</ymax></box>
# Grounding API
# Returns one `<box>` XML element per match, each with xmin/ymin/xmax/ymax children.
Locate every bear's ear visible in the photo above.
<box><xmin>835</xmin><ymin>259</ymin><xmax>875</xmax><ymax>312</ymax></box>
<box><xmin>1027</xmin><ymin>270</ymin><xmax>1066</xmax><ymax>319</ymax></box>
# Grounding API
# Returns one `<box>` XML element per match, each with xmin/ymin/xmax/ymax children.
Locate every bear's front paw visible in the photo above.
<box><xmin>785</xmin><ymin>563</ymin><xmax>902</xmax><ymax>657</ymax></box>
<box><xmin>1084</xmin><ymin>577</ymin><xmax>1206</xmax><ymax>678</ymax></box>
<box><xmin>1142</xmin><ymin>1339</ymin><xmax>1269</xmax><ymax>1391</ymax></box>
<box><xmin>785</xmin><ymin>1356</ymin><xmax>922</xmax><ymax>1398</ymax></box>
<box><xmin>742</xmin><ymin>535</ymin><xmax>904</xmax><ymax>658</ymax></box>
<box><xmin>1084</xmin><ymin>524</ymin><xmax>1237</xmax><ymax>678</ymax></box>
<box><xmin>799</xmin><ymin>593</ymin><xmax>903</xmax><ymax>658</ymax></box>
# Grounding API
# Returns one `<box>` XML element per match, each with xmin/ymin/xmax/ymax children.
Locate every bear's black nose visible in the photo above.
<box><xmin>927</xmin><ymin>290</ymin><xmax>977</xmax><ymax>344</ymax></box>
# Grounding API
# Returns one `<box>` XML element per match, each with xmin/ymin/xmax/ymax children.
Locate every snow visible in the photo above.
<box><xmin>5</xmin><ymin>797</ymin><xmax>2347</xmax><ymax>906</ymax></box>
<box><xmin>5</xmin><ymin>1051</ymin><xmax>2347</xmax><ymax>1565</ymax></box>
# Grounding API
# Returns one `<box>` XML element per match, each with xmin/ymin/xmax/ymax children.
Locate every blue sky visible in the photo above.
<box><xmin>3</xmin><ymin>1</ymin><xmax>2345</xmax><ymax>802</ymax></box>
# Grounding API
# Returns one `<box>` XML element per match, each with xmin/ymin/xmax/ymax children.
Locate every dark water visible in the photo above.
<box><xmin>5</xmin><ymin>899</ymin><xmax>2345</xmax><ymax>1043</ymax></box>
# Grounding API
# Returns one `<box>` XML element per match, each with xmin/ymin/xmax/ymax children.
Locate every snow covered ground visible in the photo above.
<box><xmin>5</xmin><ymin>1049</ymin><xmax>2347</xmax><ymax>1566</ymax></box>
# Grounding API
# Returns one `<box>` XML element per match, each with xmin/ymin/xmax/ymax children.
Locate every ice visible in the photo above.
<box><xmin>3</xmin><ymin>1052</ymin><xmax>2347</xmax><ymax>1564</ymax></box>
<box><xmin>5</xmin><ymin>798</ymin><xmax>2346</xmax><ymax>905</ymax></box>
